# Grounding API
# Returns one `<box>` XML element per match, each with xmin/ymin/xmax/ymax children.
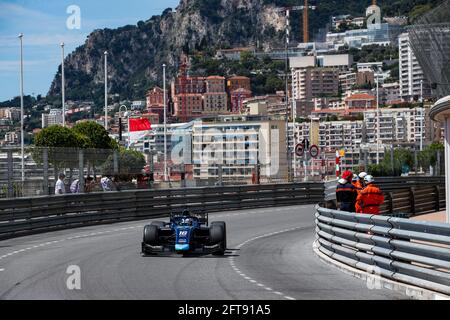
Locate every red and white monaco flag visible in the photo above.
<box><xmin>128</xmin><ymin>118</ymin><xmax>152</xmax><ymax>145</ymax></box>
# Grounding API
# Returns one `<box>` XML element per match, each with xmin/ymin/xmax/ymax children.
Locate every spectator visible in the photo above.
<box><xmin>70</xmin><ymin>177</ymin><xmax>95</xmax><ymax>194</ymax></box>
<box><xmin>55</xmin><ymin>173</ymin><xmax>66</xmax><ymax>195</ymax></box>
<box><xmin>85</xmin><ymin>176</ymin><xmax>95</xmax><ymax>193</ymax></box>
<box><xmin>70</xmin><ymin>178</ymin><xmax>81</xmax><ymax>194</ymax></box>
<box><xmin>112</xmin><ymin>175</ymin><xmax>121</xmax><ymax>191</ymax></box>
<box><xmin>100</xmin><ymin>175</ymin><xmax>114</xmax><ymax>192</ymax></box>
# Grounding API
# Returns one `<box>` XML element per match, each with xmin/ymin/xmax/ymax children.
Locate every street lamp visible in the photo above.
<box><xmin>61</xmin><ymin>43</ymin><xmax>65</xmax><ymax>127</ymax></box>
<box><xmin>420</xmin><ymin>79</ymin><xmax>424</xmax><ymax>151</ymax></box>
<box><xmin>372</xmin><ymin>66</ymin><xmax>381</xmax><ymax>165</ymax></box>
<box><xmin>119</xmin><ymin>105</ymin><xmax>129</xmax><ymax>148</ymax></box>
<box><xmin>18</xmin><ymin>33</ymin><xmax>25</xmax><ymax>183</ymax></box>
<box><xmin>284</xmin><ymin>9</ymin><xmax>293</xmax><ymax>182</ymax></box>
<box><xmin>104</xmin><ymin>51</ymin><xmax>108</xmax><ymax>131</ymax></box>
<box><xmin>163</xmin><ymin>64</ymin><xmax>168</xmax><ymax>182</ymax></box>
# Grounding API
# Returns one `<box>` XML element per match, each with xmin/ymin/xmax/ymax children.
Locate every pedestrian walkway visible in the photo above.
<box><xmin>412</xmin><ymin>211</ymin><xmax>446</xmax><ymax>223</ymax></box>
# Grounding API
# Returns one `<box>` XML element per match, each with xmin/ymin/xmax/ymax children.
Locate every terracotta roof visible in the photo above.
<box><xmin>206</xmin><ymin>76</ymin><xmax>225</xmax><ymax>80</ymax></box>
<box><xmin>345</xmin><ymin>93</ymin><xmax>376</xmax><ymax>101</ymax></box>
<box><xmin>228</xmin><ymin>76</ymin><xmax>250</xmax><ymax>80</ymax></box>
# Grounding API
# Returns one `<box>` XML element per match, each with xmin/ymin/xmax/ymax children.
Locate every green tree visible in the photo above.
<box><xmin>34</xmin><ymin>125</ymin><xmax>81</xmax><ymax>148</ymax></box>
<box><xmin>418</xmin><ymin>142</ymin><xmax>444</xmax><ymax>169</ymax></box>
<box><xmin>72</xmin><ymin>121</ymin><xmax>118</xmax><ymax>149</ymax></box>
<box><xmin>33</xmin><ymin>125</ymin><xmax>84</xmax><ymax>177</ymax></box>
<box><xmin>101</xmin><ymin>147</ymin><xmax>146</xmax><ymax>180</ymax></box>
<box><xmin>368</xmin><ymin>148</ymin><xmax>413</xmax><ymax>176</ymax></box>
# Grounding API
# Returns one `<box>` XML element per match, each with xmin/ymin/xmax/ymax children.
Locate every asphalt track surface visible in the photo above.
<box><xmin>0</xmin><ymin>205</ymin><xmax>407</xmax><ymax>300</ymax></box>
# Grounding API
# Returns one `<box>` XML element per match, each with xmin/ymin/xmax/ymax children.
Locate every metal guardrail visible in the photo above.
<box><xmin>0</xmin><ymin>182</ymin><xmax>324</xmax><ymax>240</ymax></box>
<box><xmin>315</xmin><ymin>206</ymin><xmax>450</xmax><ymax>296</ymax></box>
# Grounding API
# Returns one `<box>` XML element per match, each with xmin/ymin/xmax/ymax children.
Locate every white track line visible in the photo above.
<box><xmin>0</xmin><ymin>225</ymin><xmax>145</xmax><ymax>263</ymax></box>
<box><xmin>229</xmin><ymin>226</ymin><xmax>305</xmax><ymax>301</ymax></box>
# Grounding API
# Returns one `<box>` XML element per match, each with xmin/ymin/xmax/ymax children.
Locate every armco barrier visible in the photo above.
<box><xmin>315</xmin><ymin>205</ymin><xmax>450</xmax><ymax>296</ymax></box>
<box><xmin>0</xmin><ymin>182</ymin><xmax>324</xmax><ymax>240</ymax></box>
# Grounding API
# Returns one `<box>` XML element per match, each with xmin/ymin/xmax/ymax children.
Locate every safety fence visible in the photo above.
<box><xmin>0</xmin><ymin>182</ymin><xmax>324</xmax><ymax>240</ymax></box>
<box><xmin>315</xmin><ymin>206</ymin><xmax>450</xmax><ymax>296</ymax></box>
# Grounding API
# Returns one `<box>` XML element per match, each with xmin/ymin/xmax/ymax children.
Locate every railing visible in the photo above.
<box><xmin>315</xmin><ymin>206</ymin><xmax>450</xmax><ymax>296</ymax></box>
<box><xmin>0</xmin><ymin>182</ymin><xmax>324</xmax><ymax>240</ymax></box>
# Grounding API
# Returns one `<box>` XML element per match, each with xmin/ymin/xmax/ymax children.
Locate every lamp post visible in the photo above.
<box><xmin>18</xmin><ymin>33</ymin><xmax>25</xmax><ymax>183</ymax></box>
<box><xmin>373</xmin><ymin>68</ymin><xmax>381</xmax><ymax>165</ymax></box>
<box><xmin>61</xmin><ymin>42</ymin><xmax>65</xmax><ymax>127</ymax></box>
<box><xmin>163</xmin><ymin>64</ymin><xmax>168</xmax><ymax>182</ymax></box>
<box><xmin>119</xmin><ymin>105</ymin><xmax>129</xmax><ymax>148</ymax></box>
<box><xmin>292</xmin><ymin>92</ymin><xmax>297</xmax><ymax>179</ymax></box>
<box><xmin>285</xmin><ymin>9</ymin><xmax>293</xmax><ymax>182</ymax></box>
<box><xmin>104</xmin><ymin>51</ymin><xmax>108</xmax><ymax>131</ymax></box>
<box><xmin>420</xmin><ymin>79</ymin><xmax>424</xmax><ymax>151</ymax></box>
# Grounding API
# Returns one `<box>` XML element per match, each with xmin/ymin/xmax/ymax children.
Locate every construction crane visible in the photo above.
<box><xmin>274</xmin><ymin>0</ymin><xmax>316</xmax><ymax>43</ymax></box>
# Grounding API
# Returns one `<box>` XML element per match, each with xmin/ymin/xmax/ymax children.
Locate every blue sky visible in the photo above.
<box><xmin>0</xmin><ymin>0</ymin><xmax>180</xmax><ymax>101</ymax></box>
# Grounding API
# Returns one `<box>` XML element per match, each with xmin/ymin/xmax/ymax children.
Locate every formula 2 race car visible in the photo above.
<box><xmin>141</xmin><ymin>210</ymin><xmax>227</xmax><ymax>256</ymax></box>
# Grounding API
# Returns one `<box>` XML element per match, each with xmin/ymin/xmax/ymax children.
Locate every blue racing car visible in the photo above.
<box><xmin>141</xmin><ymin>210</ymin><xmax>227</xmax><ymax>256</ymax></box>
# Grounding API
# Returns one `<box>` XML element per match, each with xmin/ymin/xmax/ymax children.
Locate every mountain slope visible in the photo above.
<box><xmin>48</xmin><ymin>0</ymin><xmax>442</xmax><ymax>103</ymax></box>
<box><xmin>48</xmin><ymin>0</ymin><xmax>287</xmax><ymax>102</ymax></box>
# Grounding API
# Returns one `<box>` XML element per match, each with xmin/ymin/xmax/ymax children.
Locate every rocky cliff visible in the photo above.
<box><xmin>48</xmin><ymin>0</ymin><xmax>288</xmax><ymax>102</ymax></box>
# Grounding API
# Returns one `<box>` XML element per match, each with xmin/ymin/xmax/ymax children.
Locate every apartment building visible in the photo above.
<box><xmin>0</xmin><ymin>108</ymin><xmax>20</xmax><ymax>121</ymax></box>
<box><xmin>171</xmin><ymin>75</ymin><xmax>250</xmax><ymax>120</ymax></box>
<box><xmin>3</xmin><ymin>131</ymin><xmax>19</xmax><ymax>145</ymax></box>
<box><xmin>191</xmin><ymin>117</ymin><xmax>287</xmax><ymax>181</ymax></box>
<box><xmin>203</xmin><ymin>92</ymin><xmax>228</xmax><ymax>115</ymax></box>
<box><xmin>290</xmin><ymin>55</ymin><xmax>351</xmax><ymax>107</ymax></box>
<box><xmin>339</xmin><ymin>70</ymin><xmax>375</xmax><ymax>93</ymax></box>
<box><xmin>230</xmin><ymin>88</ymin><xmax>252</xmax><ymax>114</ymax></box>
<box><xmin>146</xmin><ymin>87</ymin><xmax>167</xmax><ymax>123</ymax></box>
<box><xmin>226</xmin><ymin>76</ymin><xmax>251</xmax><ymax>92</ymax></box>
<box><xmin>205</xmin><ymin>76</ymin><xmax>226</xmax><ymax>93</ymax></box>
<box><xmin>363</xmin><ymin>108</ymin><xmax>428</xmax><ymax>145</ymax></box>
<box><xmin>398</xmin><ymin>32</ymin><xmax>431</xmax><ymax>101</ymax></box>
<box><xmin>242</xmin><ymin>93</ymin><xmax>288</xmax><ymax>118</ymax></box>
<box><xmin>379</xmin><ymin>82</ymin><xmax>401</xmax><ymax>105</ymax></box>
<box><xmin>42</xmin><ymin>109</ymin><xmax>63</xmax><ymax>128</ymax></box>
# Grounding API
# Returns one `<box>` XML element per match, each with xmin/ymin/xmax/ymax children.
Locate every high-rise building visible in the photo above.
<box><xmin>42</xmin><ymin>109</ymin><xmax>63</xmax><ymax>128</ymax></box>
<box><xmin>398</xmin><ymin>32</ymin><xmax>431</xmax><ymax>102</ymax></box>
<box><xmin>290</xmin><ymin>55</ymin><xmax>351</xmax><ymax>112</ymax></box>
